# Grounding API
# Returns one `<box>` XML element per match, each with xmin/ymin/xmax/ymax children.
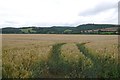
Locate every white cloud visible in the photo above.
<box><xmin>0</xmin><ymin>0</ymin><xmax>119</xmax><ymax>28</ymax></box>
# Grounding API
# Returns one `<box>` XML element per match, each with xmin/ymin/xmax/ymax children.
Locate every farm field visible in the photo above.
<box><xmin>2</xmin><ymin>34</ymin><xmax>119</xmax><ymax>78</ymax></box>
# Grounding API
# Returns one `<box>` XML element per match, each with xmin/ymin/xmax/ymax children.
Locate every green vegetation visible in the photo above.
<box><xmin>63</xmin><ymin>29</ymin><xmax>72</xmax><ymax>34</ymax></box>
<box><xmin>2</xmin><ymin>34</ymin><xmax>119</xmax><ymax>78</ymax></box>
<box><xmin>76</xmin><ymin>43</ymin><xmax>119</xmax><ymax>78</ymax></box>
<box><xmin>2</xmin><ymin>24</ymin><xmax>118</xmax><ymax>34</ymax></box>
<box><xmin>3</xmin><ymin>42</ymin><xmax>119</xmax><ymax>78</ymax></box>
<box><xmin>98</xmin><ymin>32</ymin><xmax>116</xmax><ymax>35</ymax></box>
<box><xmin>31</xmin><ymin>43</ymin><xmax>67</xmax><ymax>78</ymax></box>
<box><xmin>20</xmin><ymin>28</ymin><xmax>36</xmax><ymax>33</ymax></box>
<box><xmin>77</xmin><ymin>24</ymin><xmax>115</xmax><ymax>30</ymax></box>
<box><xmin>47</xmin><ymin>43</ymin><xmax>66</xmax><ymax>75</ymax></box>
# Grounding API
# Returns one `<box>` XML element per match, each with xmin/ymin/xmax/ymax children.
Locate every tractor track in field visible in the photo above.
<box><xmin>46</xmin><ymin>43</ymin><xmax>68</xmax><ymax>77</ymax></box>
<box><xmin>76</xmin><ymin>42</ymin><xmax>102</xmax><ymax>78</ymax></box>
<box><xmin>47</xmin><ymin>42</ymin><xmax>103</xmax><ymax>78</ymax></box>
<box><xmin>32</xmin><ymin>42</ymin><xmax>103</xmax><ymax>78</ymax></box>
<box><xmin>76</xmin><ymin>43</ymin><xmax>97</xmax><ymax>62</ymax></box>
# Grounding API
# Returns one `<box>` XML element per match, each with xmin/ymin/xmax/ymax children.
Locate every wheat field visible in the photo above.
<box><xmin>2</xmin><ymin>34</ymin><xmax>119</xmax><ymax>78</ymax></box>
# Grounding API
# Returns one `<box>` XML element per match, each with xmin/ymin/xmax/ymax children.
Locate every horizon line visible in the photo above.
<box><xmin>1</xmin><ymin>23</ymin><xmax>118</xmax><ymax>28</ymax></box>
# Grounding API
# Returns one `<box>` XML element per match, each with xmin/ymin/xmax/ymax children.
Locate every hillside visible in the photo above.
<box><xmin>1</xmin><ymin>24</ymin><xmax>119</xmax><ymax>34</ymax></box>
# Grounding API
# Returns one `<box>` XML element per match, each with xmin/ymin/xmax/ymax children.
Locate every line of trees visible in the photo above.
<box><xmin>1</xmin><ymin>24</ymin><xmax>119</xmax><ymax>35</ymax></box>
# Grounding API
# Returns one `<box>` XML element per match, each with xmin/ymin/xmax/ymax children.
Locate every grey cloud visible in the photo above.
<box><xmin>79</xmin><ymin>2</ymin><xmax>118</xmax><ymax>16</ymax></box>
<box><xmin>4</xmin><ymin>21</ymin><xmax>18</xmax><ymax>24</ymax></box>
<box><xmin>118</xmin><ymin>1</ymin><xmax>120</xmax><ymax>24</ymax></box>
<box><xmin>0</xmin><ymin>21</ymin><xmax>20</xmax><ymax>27</ymax></box>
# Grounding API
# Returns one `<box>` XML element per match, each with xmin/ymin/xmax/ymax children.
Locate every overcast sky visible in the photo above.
<box><xmin>0</xmin><ymin>0</ymin><xmax>119</xmax><ymax>28</ymax></box>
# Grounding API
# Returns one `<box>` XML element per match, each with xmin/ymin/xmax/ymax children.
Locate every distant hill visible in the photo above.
<box><xmin>1</xmin><ymin>24</ymin><xmax>119</xmax><ymax>34</ymax></box>
<box><xmin>77</xmin><ymin>24</ymin><xmax>116</xmax><ymax>30</ymax></box>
